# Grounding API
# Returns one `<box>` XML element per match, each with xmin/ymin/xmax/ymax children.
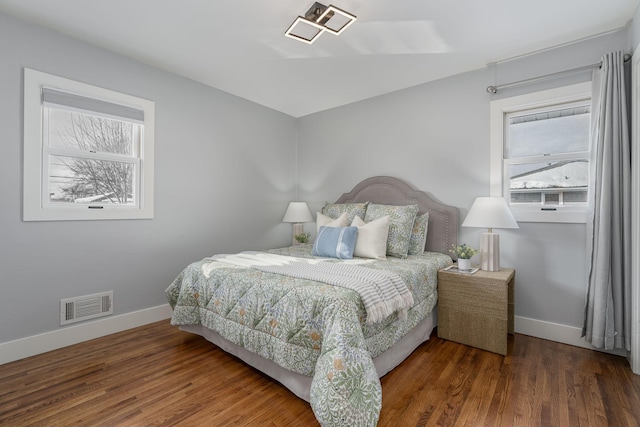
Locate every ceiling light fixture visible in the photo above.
<box><xmin>284</xmin><ymin>2</ymin><xmax>357</xmax><ymax>44</ymax></box>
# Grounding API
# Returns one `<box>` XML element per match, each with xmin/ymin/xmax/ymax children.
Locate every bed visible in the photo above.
<box><xmin>165</xmin><ymin>176</ymin><xmax>458</xmax><ymax>426</ymax></box>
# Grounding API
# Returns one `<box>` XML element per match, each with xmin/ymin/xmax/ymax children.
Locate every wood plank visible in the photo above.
<box><xmin>1</xmin><ymin>321</ymin><xmax>639</xmax><ymax>426</ymax></box>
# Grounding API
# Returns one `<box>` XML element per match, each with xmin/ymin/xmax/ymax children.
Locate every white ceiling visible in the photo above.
<box><xmin>1</xmin><ymin>0</ymin><xmax>638</xmax><ymax>117</ymax></box>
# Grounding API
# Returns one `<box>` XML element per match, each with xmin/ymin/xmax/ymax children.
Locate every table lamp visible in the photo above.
<box><xmin>461</xmin><ymin>197</ymin><xmax>518</xmax><ymax>271</ymax></box>
<box><xmin>282</xmin><ymin>202</ymin><xmax>313</xmax><ymax>245</ymax></box>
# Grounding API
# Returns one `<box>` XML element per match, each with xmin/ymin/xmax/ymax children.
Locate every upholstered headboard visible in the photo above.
<box><xmin>334</xmin><ymin>176</ymin><xmax>459</xmax><ymax>258</ymax></box>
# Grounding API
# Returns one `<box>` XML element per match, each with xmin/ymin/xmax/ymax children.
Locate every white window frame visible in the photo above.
<box><xmin>489</xmin><ymin>82</ymin><xmax>592</xmax><ymax>223</ymax></box>
<box><xmin>23</xmin><ymin>68</ymin><xmax>155</xmax><ymax>221</ymax></box>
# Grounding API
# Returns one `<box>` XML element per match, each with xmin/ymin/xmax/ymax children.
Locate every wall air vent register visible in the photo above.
<box><xmin>60</xmin><ymin>291</ymin><xmax>113</xmax><ymax>325</ymax></box>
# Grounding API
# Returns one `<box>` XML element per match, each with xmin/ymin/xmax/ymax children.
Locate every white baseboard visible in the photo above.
<box><xmin>1</xmin><ymin>309</ymin><xmax>626</xmax><ymax>366</ymax></box>
<box><xmin>515</xmin><ymin>315</ymin><xmax>627</xmax><ymax>357</ymax></box>
<box><xmin>0</xmin><ymin>304</ymin><xmax>173</xmax><ymax>365</ymax></box>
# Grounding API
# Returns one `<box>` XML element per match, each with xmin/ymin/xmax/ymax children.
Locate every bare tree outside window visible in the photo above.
<box><xmin>47</xmin><ymin>110</ymin><xmax>140</xmax><ymax>205</ymax></box>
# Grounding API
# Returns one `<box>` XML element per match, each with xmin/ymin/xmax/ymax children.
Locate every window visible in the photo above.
<box><xmin>490</xmin><ymin>82</ymin><xmax>592</xmax><ymax>223</ymax></box>
<box><xmin>24</xmin><ymin>68</ymin><xmax>154</xmax><ymax>221</ymax></box>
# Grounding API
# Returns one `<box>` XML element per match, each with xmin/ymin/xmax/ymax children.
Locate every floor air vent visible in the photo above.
<box><xmin>60</xmin><ymin>291</ymin><xmax>113</xmax><ymax>325</ymax></box>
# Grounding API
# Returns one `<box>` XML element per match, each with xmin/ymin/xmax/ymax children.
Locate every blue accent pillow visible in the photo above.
<box><xmin>312</xmin><ymin>226</ymin><xmax>358</xmax><ymax>259</ymax></box>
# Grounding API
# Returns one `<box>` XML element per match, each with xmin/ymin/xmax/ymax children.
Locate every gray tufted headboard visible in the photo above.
<box><xmin>334</xmin><ymin>176</ymin><xmax>459</xmax><ymax>259</ymax></box>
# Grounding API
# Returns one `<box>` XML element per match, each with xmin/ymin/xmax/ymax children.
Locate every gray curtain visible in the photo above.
<box><xmin>583</xmin><ymin>51</ymin><xmax>632</xmax><ymax>351</ymax></box>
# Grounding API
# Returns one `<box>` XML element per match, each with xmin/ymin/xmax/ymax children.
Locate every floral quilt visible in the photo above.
<box><xmin>165</xmin><ymin>244</ymin><xmax>451</xmax><ymax>426</ymax></box>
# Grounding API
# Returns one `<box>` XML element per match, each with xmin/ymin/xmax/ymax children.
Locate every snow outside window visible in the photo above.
<box><xmin>490</xmin><ymin>82</ymin><xmax>592</xmax><ymax>223</ymax></box>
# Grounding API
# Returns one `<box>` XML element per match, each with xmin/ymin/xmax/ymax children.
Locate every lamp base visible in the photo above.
<box><xmin>480</xmin><ymin>232</ymin><xmax>500</xmax><ymax>271</ymax></box>
<box><xmin>292</xmin><ymin>223</ymin><xmax>303</xmax><ymax>246</ymax></box>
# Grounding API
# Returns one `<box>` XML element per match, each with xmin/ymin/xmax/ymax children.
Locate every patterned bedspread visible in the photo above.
<box><xmin>165</xmin><ymin>244</ymin><xmax>451</xmax><ymax>426</ymax></box>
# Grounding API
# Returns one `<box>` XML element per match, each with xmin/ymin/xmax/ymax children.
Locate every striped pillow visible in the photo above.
<box><xmin>312</xmin><ymin>226</ymin><xmax>358</xmax><ymax>259</ymax></box>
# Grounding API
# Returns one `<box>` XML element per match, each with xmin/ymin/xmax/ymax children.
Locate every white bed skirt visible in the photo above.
<box><xmin>180</xmin><ymin>308</ymin><xmax>437</xmax><ymax>402</ymax></box>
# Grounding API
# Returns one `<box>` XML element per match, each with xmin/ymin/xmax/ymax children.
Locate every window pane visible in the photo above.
<box><xmin>510</xmin><ymin>191</ymin><xmax>541</xmax><ymax>204</ymax></box>
<box><xmin>563</xmin><ymin>191</ymin><xmax>587</xmax><ymax>203</ymax></box>
<box><xmin>48</xmin><ymin>155</ymin><xmax>135</xmax><ymax>205</ymax></box>
<box><xmin>46</xmin><ymin>108</ymin><xmax>139</xmax><ymax>156</ymax></box>
<box><xmin>508</xmin><ymin>105</ymin><xmax>590</xmax><ymax>158</ymax></box>
<box><xmin>508</xmin><ymin>160</ymin><xmax>588</xmax><ymax>204</ymax></box>
<box><xmin>544</xmin><ymin>193</ymin><xmax>560</xmax><ymax>205</ymax></box>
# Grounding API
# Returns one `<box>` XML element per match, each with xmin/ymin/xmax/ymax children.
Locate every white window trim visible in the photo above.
<box><xmin>23</xmin><ymin>68</ymin><xmax>155</xmax><ymax>221</ymax></box>
<box><xmin>489</xmin><ymin>81</ymin><xmax>592</xmax><ymax>223</ymax></box>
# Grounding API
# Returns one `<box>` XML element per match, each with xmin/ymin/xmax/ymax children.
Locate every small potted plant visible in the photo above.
<box><xmin>294</xmin><ymin>232</ymin><xmax>311</xmax><ymax>245</ymax></box>
<box><xmin>450</xmin><ymin>243</ymin><xmax>478</xmax><ymax>271</ymax></box>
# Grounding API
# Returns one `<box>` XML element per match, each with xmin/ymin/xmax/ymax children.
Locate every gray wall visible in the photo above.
<box><xmin>632</xmin><ymin>7</ymin><xmax>640</xmax><ymax>49</ymax></box>
<box><xmin>0</xmin><ymin>10</ymin><xmax>634</xmax><ymax>347</ymax></box>
<box><xmin>297</xmin><ymin>29</ymin><xmax>630</xmax><ymax>330</ymax></box>
<box><xmin>0</xmin><ymin>13</ymin><xmax>297</xmax><ymax>343</ymax></box>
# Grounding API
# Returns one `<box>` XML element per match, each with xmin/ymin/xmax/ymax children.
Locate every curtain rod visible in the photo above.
<box><xmin>486</xmin><ymin>53</ymin><xmax>631</xmax><ymax>94</ymax></box>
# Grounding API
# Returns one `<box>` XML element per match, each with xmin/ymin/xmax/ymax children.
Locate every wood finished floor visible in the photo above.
<box><xmin>1</xmin><ymin>321</ymin><xmax>639</xmax><ymax>427</ymax></box>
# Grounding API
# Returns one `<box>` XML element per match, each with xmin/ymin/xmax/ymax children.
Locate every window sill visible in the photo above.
<box><xmin>511</xmin><ymin>208</ymin><xmax>587</xmax><ymax>224</ymax></box>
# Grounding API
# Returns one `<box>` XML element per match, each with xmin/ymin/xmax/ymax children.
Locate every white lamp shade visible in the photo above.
<box><xmin>461</xmin><ymin>197</ymin><xmax>518</xmax><ymax>272</ymax></box>
<box><xmin>282</xmin><ymin>202</ymin><xmax>313</xmax><ymax>223</ymax></box>
<box><xmin>461</xmin><ymin>197</ymin><xmax>519</xmax><ymax>230</ymax></box>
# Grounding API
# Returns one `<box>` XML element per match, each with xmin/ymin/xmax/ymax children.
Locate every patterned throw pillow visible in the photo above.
<box><xmin>408</xmin><ymin>212</ymin><xmax>429</xmax><ymax>255</ymax></box>
<box><xmin>321</xmin><ymin>202</ymin><xmax>369</xmax><ymax>225</ymax></box>
<box><xmin>312</xmin><ymin>226</ymin><xmax>358</xmax><ymax>259</ymax></box>
<box><xmin>365</xmin><ymin>204</ymin><xmax>419</xmax><ymax>258</ymax></box>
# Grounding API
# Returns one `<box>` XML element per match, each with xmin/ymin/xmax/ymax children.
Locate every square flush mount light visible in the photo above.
<box><xmin>285</xmin><ymin>2</ymin><xmax>357</xmax><ymax>44</ymax></box>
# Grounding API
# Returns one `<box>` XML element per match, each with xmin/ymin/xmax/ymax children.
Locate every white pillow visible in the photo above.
<box><xmin>316</xmin><ymin>211</ymin><xmax>348</xmax><ymax>233</ymax></box>
<box><xmin>350</xmin><ymin>215</ymin><xmax>390</xmax><ymax>260</ymax></box>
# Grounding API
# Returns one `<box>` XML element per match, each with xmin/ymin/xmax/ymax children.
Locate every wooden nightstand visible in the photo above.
<box><xmin>437</xmin><ymin>267</ymin><xmax>515</xmax><ymax>355</ymax></box>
